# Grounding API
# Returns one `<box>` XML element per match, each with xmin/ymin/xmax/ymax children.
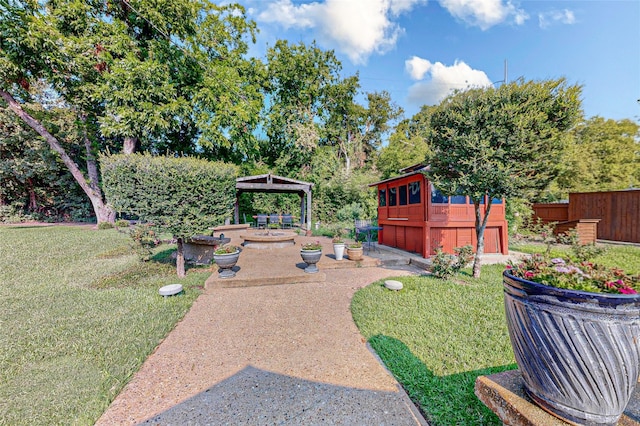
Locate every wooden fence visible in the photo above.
<box><xmin>533</xmin><ymin>190</ymin><xmax>640</xmax><ymax>244</ymax></box>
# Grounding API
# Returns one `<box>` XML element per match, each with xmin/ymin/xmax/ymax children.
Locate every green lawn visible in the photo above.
<box><xmin>0</xmin><ymin>225</ymin><xmax>208</xmax><ymax>425</ymax></box>
<box><xmin>351</xmin><ymin>244</ymin><xmax>640</xmax><ymax>425</ymax></box>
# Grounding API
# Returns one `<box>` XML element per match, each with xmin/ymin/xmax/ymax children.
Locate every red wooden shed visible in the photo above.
<box><xmin>370</xmin><ymin>165</ymin><xmax>509</xmax><ymax>257</ymax></box>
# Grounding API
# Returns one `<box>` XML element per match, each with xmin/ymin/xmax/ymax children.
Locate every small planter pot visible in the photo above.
<box><xmin>333</xmin><ymin>243</ymin><xmax>345</xmax><ymax>261</ymax></box>
<box><xmin>503</xmin><ymin>270</ymin><xmax>640</xmax><ymax>425</ymax></box>
<box><xmin>213</xmin><ymin>250</ymin><xmax>240</xmax><ymax>278</ymax></box>
<box><xmin>300</xmin><ymin>249</ymin><xmax>322</xmax><ymax>273</ymax></box>
<box><xmin>346</xmin><ymin>246</ymin><xmax>363</xmax><ymax>261</ymax></box>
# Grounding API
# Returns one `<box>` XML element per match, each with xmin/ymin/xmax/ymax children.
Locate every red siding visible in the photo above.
<box><xmin>375</xmin><ymin>173</ymin><xmax>509</xmax><ymax>257</ymax></box>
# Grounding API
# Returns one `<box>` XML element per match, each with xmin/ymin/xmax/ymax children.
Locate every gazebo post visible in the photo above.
<box><xmin>234</xmin><ymin>195</ymin><xmax>240</xmax><ymax>224</ymax></box>
<box><xmin>299</xmin><ymin>194</ymin><xmax>305</xmax><ymax>229</ymax></box>
<box><xmin>306</xmin><ymin>189</ymin><xmax>312</xmax><ymax>231</ymax></box>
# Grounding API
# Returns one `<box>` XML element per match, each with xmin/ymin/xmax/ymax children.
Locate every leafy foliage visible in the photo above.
<box><xmin>507</xmin><ymin>254</ymin><xmax>638</xmax><ymax>294</ymax></box>
<box><xmin>431</xmin><ymin>245</ymin><xmax>474</xmax><ymax>279</ymax></box>
<box><xmin>101</xmin><ymin>153</ymin><xmax>237</xmax><ymax>237</ymax></box>
<box><xmin>550</xmin><ymin>116</ymin><xmax>640</xmax><ymax>199</ymax></box>
<box><xmin>378</xmin><ymin>105</ymin><xmax>434</xmax><ymax>179</ymax></box>
<box><xmin>427</xmin><ymin>78</ymin><xmax>582</xmax><ymax>277</ymax></box>
<box><xmin>101</xmin><ymin>153</ymin><xmax>237</xmax><ymax>275</ymax></box>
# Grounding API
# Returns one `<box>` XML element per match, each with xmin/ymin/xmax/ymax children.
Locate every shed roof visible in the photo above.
<box><xmin>368</xmin><ymin>164</ymin><xmax>428</xmax><ymax>187</ymax></box>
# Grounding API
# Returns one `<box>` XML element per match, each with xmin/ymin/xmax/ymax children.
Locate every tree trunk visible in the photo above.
<box><xmin>123</xmin><ymin>136</ymin><xmax>138</xmax><ymax>154</ymax></box>
<box><xmin>26</xmin><ymin>178</ymin><xmax>38</xmax><ymax>210</ymax></box>
<box><xmin>472</xmin><ymin>199</ymin><xmax>494</xmax><ymax>278</ymax></box>
<box><xmin>176</xmin><ymin>237</ymin><xmax>185</xmax><ymax>278</ymax></box>
<box><xmin>1</xmin><ymin>90</ymin><xmax>115</xmax><ymax>223</ymax></box>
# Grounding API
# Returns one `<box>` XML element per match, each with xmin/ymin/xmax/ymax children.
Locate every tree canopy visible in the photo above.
<box><xmin>427</xmin><ymin>78</ymin><xmax>582</xmax><ymax>277</ymax></box>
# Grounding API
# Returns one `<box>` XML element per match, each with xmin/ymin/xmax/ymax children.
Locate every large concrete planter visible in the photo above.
<box><xmin>213</xmin><ymin>250</ymin><xmax>240</xmax><ymax>278</ymax></box>
<box><xmin>503</xmin><ymin>270</ymin><xmax>640</xmax><ymax>425</ymax></box>
<box><xmin>300</xmin><ymin>249</ymin><xmax>322</xmax><ymax>273</ymax></box>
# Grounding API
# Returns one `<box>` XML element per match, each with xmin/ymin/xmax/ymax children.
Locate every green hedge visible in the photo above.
<box><xmin>101</xmin><ymin>153</ymin><xmax>237</xmax><ymax>239</ymax></box>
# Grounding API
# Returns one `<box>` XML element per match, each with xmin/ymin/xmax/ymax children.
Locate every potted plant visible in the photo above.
<box><xmin>504</xmin><ymin>253</ymin><xmax>640</xmax><ymax>425</ymax></box>
<box><xmin>346</xmin><ymin>241</ymin><xmax>363</xmax><ymax>261</ymax></box>
<box><xmin>212</xmin><ymin>245</ymin><xmax>240</xmax><ymax>278</ymax></box>
<box><xmin>332</xmin><ymin>235</ymin><xmax>346</xmax><ymax>261</ymax></box>
<box><xmin>300</xmin><ymin>241</ymin><xmax>322</xmax><ymax>273</ymax></box>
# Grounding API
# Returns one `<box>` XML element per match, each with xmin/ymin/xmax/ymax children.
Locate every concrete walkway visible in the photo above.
<box><xmin>97</xmin><ymin>231</ymin><xmax>429</xmax><ymax>425</ymax></box>
<box><xmin>96</xmin><ymin>231</ymin><xmax>518</xmax><ymax>425</ymax></box>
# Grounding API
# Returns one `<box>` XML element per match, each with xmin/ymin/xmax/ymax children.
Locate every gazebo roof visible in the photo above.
<box><xmin>236</xmin><ymin>173</ymin><xmax>313</xmax><ymax>194</ymax></box>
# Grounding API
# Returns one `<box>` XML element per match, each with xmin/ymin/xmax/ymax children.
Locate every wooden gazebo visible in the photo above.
<box><xmin>235</xmin><ymin>174</ymin><xmax>313</xmax><ymax>230</ymax></box>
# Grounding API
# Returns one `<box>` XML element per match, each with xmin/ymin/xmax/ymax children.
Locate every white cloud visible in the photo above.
<box><xmin>438</xmin><ymin>0</ymin><xmax>528</xmax><ymax>30</ymax></box>
<box><xmin>406</xmin><ymin>56</ymin><xmax>433</xmax><ymax>80</ymax></box>
<box><xmin>405</xmin><ymin>58</ymin><xmax>492</xmax><ymax>106</ymax></box>
<box><xmin>538</xmin><ymin>9</ymin><xmax>576</xmax><ymax>29</ymax></box>
<box><xmin>256</xmin><ymin>0</ymin><xmax>426</xmax><ymax>64</ymax></box>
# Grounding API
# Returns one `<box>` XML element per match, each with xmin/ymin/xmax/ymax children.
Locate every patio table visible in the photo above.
<box><xmin>356</xmin><ymin>225</ymin><xmax>382</xmax><ymax>252</ymax></box>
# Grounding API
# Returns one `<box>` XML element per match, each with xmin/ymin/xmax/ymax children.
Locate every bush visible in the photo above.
<box><xmin>101</xmin><ymin>153</ymin><xmax>237</xmax><ymax>238</ymax></box>
<box><xmin>0</xmin><ymin>204</ymin><xmax>33</xmax><ymax>223</ymax></box>
<box><xmin>557</xmin><ymin>228</ymin><xmax>607</xmax><ymax>262</ymax></box>
<box><xmin>431</xmin><ymin>245</ymin><xmax>474</xmax><ymax>279</ymax></box>
<box><xmin>101</xmin><ymin>153</ymin><xmax>238</xmax><ymax>276</ymax></box>
<box><xmin>115</xmin><ymin>219</ymin><xmax>130</xmax><ymax>228</ymax></box>
<box><xmin>97</xmin><ymin>222</ymin><xmax>114</xmax><ymax>230</ymax></box>
<box><xmin>129</xmin><ymin>224</ymin><xmax>159</xmax><ymax>260</ymax></box>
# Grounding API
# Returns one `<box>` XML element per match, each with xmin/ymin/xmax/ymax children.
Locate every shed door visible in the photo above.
<box><xmin>483</xmin><ymin>227</ymin><xmax>500</xmax><ymax>253</ymax></box>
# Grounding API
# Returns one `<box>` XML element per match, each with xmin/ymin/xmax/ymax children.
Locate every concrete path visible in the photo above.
<box><xmin>96</xmin><ymin>231</ymin><xmax>429</xmax><ymax>425</ymax></box>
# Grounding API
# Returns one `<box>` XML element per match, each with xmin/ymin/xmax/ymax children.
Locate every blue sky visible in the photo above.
<box><xmin>236</xmin><ymin>0</ymin><xmax>639</xmax><ymax>122</ymax></box>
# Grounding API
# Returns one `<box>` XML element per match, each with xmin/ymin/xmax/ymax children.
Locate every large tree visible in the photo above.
<box><xmin>552</xmin><ymin>116</ymin><xmax>640</xmax><ymax>197</ymax></box>
<box><xmin>378</xmin><ymin>105</ymin><xmax>434</xmax><ymax>179</ymax></box>
<box><xmin>427</xmin><ymin>78</ymin><xmax>582</xmax><ymax>277</ymax></box>
<box><xmin>0</xmin><ymin>0</ymin><xmax>261</xmax><ymax>222</ymax></box>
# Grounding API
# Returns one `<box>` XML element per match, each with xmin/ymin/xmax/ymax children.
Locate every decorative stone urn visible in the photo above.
<box><xmin>503</xmin><ymin>270</ymin><xmax>640</xmax><ymax>425</ymax></box>
<box><xmin>300</xmin><ymin>249</ymin><xmax>322</xmax><ymax>273</ymax></box>
<box><xmin>212</xmin><ymin>249</ymin><xmax>240</xmax><ymax>278</ymax></box>
<box><xmin>333</xmin><ymin>243</ymin><xmax>346</xmax><ymax>261</ymax></box>
<box><xmin>346</xmin><ymin>245</ymin><xmax>363</xmax><ymax>261</ymax></box>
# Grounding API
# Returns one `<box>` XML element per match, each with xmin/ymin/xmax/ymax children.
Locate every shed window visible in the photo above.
<box><xmin>409</xmin><ymin>181</ymin><xmax>421</xmax><ymax>204</ymax></box>
<box><xmin>450</xmin><ymin>195</ymin><xmax>466</xmax><ymax>204</ymax></box>
<box><xmin>431</xmin><ymin>187</ymin><xmax>448</xmax><ymax>204</ymax></box>
<box><xmin>389</xmin><ymin>187</ymin><xmax>397</xmax><ymax>206</ymax></box>
<box><xmin>491</xmin><ymin>197</ymin><xmax>503</xmax><ymax>205</ymax></box>
<box><xmin>399</xmin><ymin>185</ymin><xmax>408</xmax><ymax>205</ymax></box>
<box><xmin>468</xmin><ymin>196</ymin><xmax>485</xmax><ymax>204</ymax></box>
<box><xmin>379</xmin><ymin>189</ymin><xmax>386</xmax><ymax>206</ymax></box>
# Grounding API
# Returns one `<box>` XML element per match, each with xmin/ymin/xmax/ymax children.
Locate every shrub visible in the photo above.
<box><xmin>431</xmin><ymin>245</ymin><xmax>474</xmax><ymax>279</ymax></box>
<box><xmin>115</xmin><ymin>219</ymin><xmax>130</xmax><ymax>228</ymax></box>
<box><xmin>101</xmin><ymin>153</ymin><xmax>238</xmax><ymax>276</ymax></box>
<box><xmin>129</xmin><ymin>224</ymin><xmax>159</xmax><ymax>260</ymax></box>
<box><xmin>97</xmin><ymin>222</ymin><xmax>114</xmax><ymax>230</ymax></box>
<box><xmin>0</xmin><ymin>204</ymin><xmax>33</xmax><ymax>223</ymax></box>
<box><xmin>557</xmin><ymin>228</ymin><xmax>607</xmax><ymax>262</ymax></box>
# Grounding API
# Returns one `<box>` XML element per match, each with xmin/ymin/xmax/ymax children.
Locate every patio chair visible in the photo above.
<box><xmin>257</xmin><ymin>214</ymin><xmax>268</xmax><ymax>229</ymax></box>
<box><xmin>354</xmin><ymin>219</ymin><xmax>371</xmax><ymax>241</ymax></box>
<box><xmin>269</xmin><ymin>213</ymin><xmax>280</xmax><ymax>228</ymax></box>
<box><xmin>281</xmin><ymin>214</ymin><xmax>293</xmax><ymax>229</ymax></box>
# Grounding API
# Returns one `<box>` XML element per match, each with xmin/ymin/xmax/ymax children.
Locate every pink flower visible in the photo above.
<box><xmin>524</xmin><ymin>271</ymin><xmax>535</xmax><ymax>279</ymax></box>
<box><xmin>619</xmin><ymin>288</ymin><xmax>638</xmax><ymax>295</ymax></box>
